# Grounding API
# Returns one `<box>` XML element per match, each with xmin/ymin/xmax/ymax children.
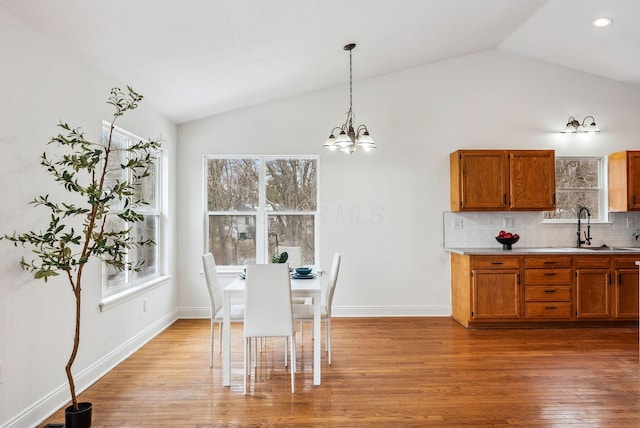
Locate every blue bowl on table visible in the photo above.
<box><xmin>295</xmin><ymin>267</ymin><xmax>312</xmax><ymax>276</ymax></box>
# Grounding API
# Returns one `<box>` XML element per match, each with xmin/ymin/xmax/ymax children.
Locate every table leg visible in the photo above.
<box><xmin>223</xmin><ymin>292</ymin><xmax>231</xmax><ymax>386</ymax></box>
<box><xmin>313</xmin><ymin>291</ymin><xmax>321</xmax><ymax>385</ymax></box>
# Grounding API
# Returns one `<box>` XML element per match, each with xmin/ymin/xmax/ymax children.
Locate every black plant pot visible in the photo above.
<box><xmin>65</xmin><ymin>402</ymin><xmax>92</xmax><ymax>428</ymax></box>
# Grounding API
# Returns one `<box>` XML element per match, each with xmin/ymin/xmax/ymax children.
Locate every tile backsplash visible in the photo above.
<box><xmin>443</xmin><ymin>211</ymin><xmax>640</xmax><ymax>249</ymax></box>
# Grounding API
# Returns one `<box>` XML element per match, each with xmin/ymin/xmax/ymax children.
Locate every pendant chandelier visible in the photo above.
<box><xmin>323</xmin><ymin>43</ymin><xmax>376</xmax><ymax>155</ymax></box>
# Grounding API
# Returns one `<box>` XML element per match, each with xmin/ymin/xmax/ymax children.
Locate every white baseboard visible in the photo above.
<box><xmin>332</xmin><ymin>305</ymin><xmax>451</xmax><ymax>317</ymax></box>
<box><xmin>4</xmin><ymin>310</ymin><xmax>178</xmax><ymax>428</ymax></box>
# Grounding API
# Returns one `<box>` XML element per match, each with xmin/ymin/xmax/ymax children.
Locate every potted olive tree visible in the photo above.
<box><xmin>1</xmin><ymin>86</ymin><xmax>161</xmax><ymax>427</ymax></box>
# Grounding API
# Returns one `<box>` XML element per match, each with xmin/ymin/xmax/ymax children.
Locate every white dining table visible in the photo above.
<box><xmin>222</xmin><ymin>274</ymin><xmax>322</xmax><ymax>386</ymax></box>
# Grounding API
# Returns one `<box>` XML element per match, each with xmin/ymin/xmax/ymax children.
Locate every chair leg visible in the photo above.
<box><xmin>210</xmin><ymin>319</ymin><xmax>215</xmax><ymax>368</ymax></box>
<box><xmin>253</xmin><ymin>338</ymin><xmax>258</xmax><ymax>369</ymax></box>
<box><xmin>327</xmin><ymin>318</ymin><xmax>332</xmax><ymax>365</ymax></box>
<box><xmin>290</xmin><ymin>335</ymin><xmax>296</xmax><ymax>393</ymax></box>
<box><xmin>243</xmin><ymin>338</ymin><xmax>249</xmax><ymax>394</ymax></box>
<box><xmin>284</xmin><ymin>337</ymin><xmax>288</xmax><ymax>367</ymax></box>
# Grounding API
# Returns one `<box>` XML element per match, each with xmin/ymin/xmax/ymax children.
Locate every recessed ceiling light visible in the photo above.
<box><xmin>592</xmin><ymin>17</ymin><xmax>613</xmax><ymax>27</ymax></box>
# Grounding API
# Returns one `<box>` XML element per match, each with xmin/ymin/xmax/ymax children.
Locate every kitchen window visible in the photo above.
<box><xmin>205</xmin><ymin>156</ymin><xmax>318</xmax><ymax>268</ymax></box>
<box><xmin>102</xmin><ymin>124</ymin><xmax>164</xmax><ymax>297</ymax></box>
<box><xmin>543</xmin><ymin>156</ymin><xmax>606</xmax><ymax>222</ymax></box>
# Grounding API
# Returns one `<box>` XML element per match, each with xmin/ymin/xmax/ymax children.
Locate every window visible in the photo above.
<box><xmin>544</xmin><ymin>157</ymin><xmax>606</xmax><ymax>222</ymax></box>
<box><xmin>102</xmin><ymin>123</ymin><xmax>163</xmax><ymax>297</ymax></box>
<box><xmin>205</xmin><ymin>156</ymin><xmax>318</xmax><ymax>267</ymax></box>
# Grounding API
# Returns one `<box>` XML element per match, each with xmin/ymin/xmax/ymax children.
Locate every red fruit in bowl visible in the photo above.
<box><xmin>504</xmin><ymin>232</ymin><xmax>512</xmax><ymax>238</ymax></box>
<box><xmin>513</xmin><ymin>234</ymin><xmax>520</xmax><ymax>239</ymax></box>
<box><xmin>498</xmin><ymin>230</ymin><xmax>506</xmax><ymax>237</ymax></box>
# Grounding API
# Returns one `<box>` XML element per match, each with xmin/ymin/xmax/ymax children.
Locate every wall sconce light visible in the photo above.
<box><xmin>562</xmin><ymin>116</ymin><xmax>600</xmax><ymax>133</ymax></box>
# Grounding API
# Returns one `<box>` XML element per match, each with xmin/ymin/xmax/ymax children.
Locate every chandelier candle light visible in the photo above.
<box><xmin>323</xmin><ymin>43</ymin><xmax>376</xmax><ymax>154</ymax></box>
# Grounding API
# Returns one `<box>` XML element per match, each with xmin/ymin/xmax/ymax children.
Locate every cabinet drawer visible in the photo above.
<box><xmin>471</xmin><ymin>257</ymin><xmax>519</xmax><ymax>269</ymax></box>
<box><xmin>525</xmin><ymin>302</ymin><xmax>573</xmax><ymax>319</ymax></box>
<box><xmin>524</xmin><ymin>269</ymin><xmax>572</xmax><ymax>285</ymax></box>
<box><xmin>575</xmin><ymin>256</ymin><xmax>611</xmax><ymax>269</ymax></box>
<box><xmin>615</xmin><ymin>257</ymin><xmax>640</xmax><ymax>269</ymax></box>
<box><xmin>525</xmin><ymin>285</ymin><xmax>572</xmax><ymax>301</ymax></box>
<box><xmin>524</xmin><ymin>256</ymin><xmax>572</xmax><ymax>269</ymax></box>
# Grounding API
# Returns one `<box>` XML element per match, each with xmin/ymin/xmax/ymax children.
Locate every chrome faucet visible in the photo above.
<box><xmin>577</xmin><ymin>207</ymin><xmax>592</xmax><ymax>247</ymax></box>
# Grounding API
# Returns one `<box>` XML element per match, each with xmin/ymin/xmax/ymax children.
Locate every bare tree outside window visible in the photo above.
<box><xmin>206</xmin><ymin>157</ymin><xmax>318</xmax><ymax>266</ymax></box>
<box><xmin>544</xmin><ymin>157</ymin><xmax>603</xmax><ymax>221</ymax></box>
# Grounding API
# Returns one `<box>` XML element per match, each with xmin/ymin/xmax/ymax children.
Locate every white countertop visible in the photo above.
<box><xmin>445</xmin><ymin>246</ymin><xmax>640</xmax><ymax>255</ymax></box>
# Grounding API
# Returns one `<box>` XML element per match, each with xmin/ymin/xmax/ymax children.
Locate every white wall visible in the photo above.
<box><xmin>177</xmin><ymin>49</ymin><xmax>640</xmax><ymax>319</ymax></box>
<box><xmin>0</xmin><ymin>8</ymin><xmax>178</xmax><ymax>427</ymax></box>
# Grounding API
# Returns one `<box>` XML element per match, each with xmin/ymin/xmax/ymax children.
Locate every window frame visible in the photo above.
<box><xmin>204</xmin><ymin>155</ymin><xmax>320</xmax><ymax>270</ymax></box>
<box><xmin>543</xmin><ymin>156</ymin><xmax>608</xmax><ymax>224</ymax></box>
<box><xmin>101</xmin><ymin>122</ymin><xmax>165</xmax><ymax>299</ymax></box>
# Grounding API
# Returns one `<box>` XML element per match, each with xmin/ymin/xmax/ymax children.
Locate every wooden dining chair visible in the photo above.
<box><xmin>243</xmin><ymin>263</ymin><xmax>296</xmax><ymax>394</ymax></box>
<box><xmin>294</xmin><ymin>252</ymin><xmax>341</xmax><ymax>364</ymax></box>
<box><xmin>202</xmin><ymin>253</ymin><xmax>244</xmax><ymax>367</ymax></box>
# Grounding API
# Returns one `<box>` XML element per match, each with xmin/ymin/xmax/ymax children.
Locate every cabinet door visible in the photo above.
<box><xmin>509</xmin><ymin>150</ymin><xmax>555</xmax><ymax>210</ymax></box>
<box><xmin>628</xmin><ymin>152</ymin><xmax>640</xmax><ymax>210</ymax></box>
<box><xmin>472</xmin><ymin>269</ymin><xmax>520</xmax><ymax>320</ymax></box>
<box><xmin>454</xmin><ymin>151</ymin><xmax>508</xmax><ymax>211</ymax></box>
<box><xmin>576</xmin><ymin>269</ymin><xmax>610</xmax><ymax>319</ymax></box>
<box><xmin>613</xmin><ymin>269</ymin><xmax>639</xmax><ymax>319</ymax></box>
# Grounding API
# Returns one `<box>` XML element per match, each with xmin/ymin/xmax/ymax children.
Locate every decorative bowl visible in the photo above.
<box><xmin>495</xmin><ymin>236</ymin><xmax>519</xmax><ymax>250</ymax></box>
<box><xmin>295</xmin><ymin>267</ymin><xmax>312</xmax><ymax>276</ymax></box>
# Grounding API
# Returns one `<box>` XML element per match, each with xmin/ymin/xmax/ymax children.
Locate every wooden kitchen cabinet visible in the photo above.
<box><xmin>608</xmin><ymin>150</ymin><xmax>640</xmax><ymax>211</ymax></box>
<box><xmin>450</xmin><ymin>149</ymin><xmax>555</xmax><ymax>211</ymax></box>
<box><xmin>613</xmin><ymin>257</ymin><xmax>640</xmax><ymax>319</ymax></box>
<box><xmin>509</xmin><ymin>151</ymin><xmax>556</xmax><ymax>210</ymax></box>
<box><xmin>451</xmin><ymin>254</ymin><xmax>520</xmax><ymax>326</ymax></box>
<box><xmin>575</xmin><ymin>256</ymin><xmax>611</xmax><ymax>319</ymax></box>
<box><xmin>450</xmin><ymin>150</ymin><xmax>508</xmax><ymax>211</ymax></box>
<box><xmin>450</xmin><ymin>252</ymin><xmax>638</xmax><ymax>328</ymax></box>
<box><xmin>523</xmin><ymin>256</ymin><xmax>573</xmax><ymax>320</ymax></box>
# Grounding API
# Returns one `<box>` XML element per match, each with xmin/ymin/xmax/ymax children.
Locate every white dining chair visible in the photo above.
<box><xmin>278</xmin><ymin>246</ymin><xmax>302</xmax><ymax>267</ymax></box>
<box><xmin>243</xmin><ymin>263</ymin><xmax>296</xmax><ymax>394</ymax></box>
<box><xmin>202</xmin><ymin>253</ymin><xmax>244</xmax><ymax>367</ymax></box>
<box><xmin>293</xmin><ymin>252</ymin><xmax>341</xmax><ymax>364</ymax></box>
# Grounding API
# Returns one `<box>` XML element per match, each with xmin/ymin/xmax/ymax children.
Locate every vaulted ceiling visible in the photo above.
<box><xmin>1</xmin><ymin>0</ymin><xmax>638</xmax><ymax>124</ymax></box>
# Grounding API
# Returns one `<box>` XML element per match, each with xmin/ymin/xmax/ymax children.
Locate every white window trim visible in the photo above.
<box><xmin>100</xmin><ymin>274</ymin><xmax>172</xmax><ymax>312</ymax></box>
<box><xmin>101</xmin><ymin>122</ymin><xmax>169</xmax><ymax>300</ymax></box>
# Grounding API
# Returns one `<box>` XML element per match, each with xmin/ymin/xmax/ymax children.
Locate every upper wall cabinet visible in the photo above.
<box><xmin>608</xmin><ymin>151</ymin><xmax>640</xmax><ymax>212</ymax></box>
<box><xmin>450</xmin><ymin>150</ymin><xmax>555</xmax><ymax>212</ymax></box>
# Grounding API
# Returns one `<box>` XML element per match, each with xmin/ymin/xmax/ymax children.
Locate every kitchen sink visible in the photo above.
<box><xmin>580</xmin><ymin>246</ymin><xmax>637</xmax><ymax>251</ymax></box>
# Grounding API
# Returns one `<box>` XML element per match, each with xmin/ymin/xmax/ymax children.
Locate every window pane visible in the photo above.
<box><xmin>555</xmin><ymin>158</ymin><xmax>599</xmax><ymax>188</ymax></box>
<box><xmin>544</xmin><ymin>189</ymin><xmax>600</xmax><ymax>220</ymax></box>
<box><xmin>265</xmin><ymin>159</ymin><xmax>317</xmax><ymax>211</ymax></box>
<box><xmin>268</xmin><ymin>215</ymin><xmax>315</xmax><ymax>266</ymax></box>
<box><xmin>134</xmin><ymin>215</ymin><xmax>159</xmax><ymax>278</ymax></box>
<box><xmin>103</xmin><ymin>129</ymin><xmax>129</xmax><ymax>211</ymax></box>
<box><xmin>134</xmin><ymin>151</ymin><xmax>159</xmax><ymax>210</ymax></box>
<box><xmin>207</xmin><ymin>159</ymin><xmax>259</xmax><ymax>211</ymax></box>
<box><xmin>209</xmin><ymin>215</ymin><xmax>256</xmax><ymax>265</ymax></box>
<box><xmin>102</xmin><ymin>215</ymin><xmax>130</xmax><ymax>293</ymax></box>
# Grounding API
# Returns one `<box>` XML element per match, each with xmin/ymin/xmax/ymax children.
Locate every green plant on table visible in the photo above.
<box><xmin>272</xmin><ymin>251</ymin><xmax>289</xmax><ymax>263</ymax></box>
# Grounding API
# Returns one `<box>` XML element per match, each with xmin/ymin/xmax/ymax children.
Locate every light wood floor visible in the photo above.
<box><xmin>42</xmin><ymin>318</ymin><xmax>639</xmax><ymax>427</ymax></box>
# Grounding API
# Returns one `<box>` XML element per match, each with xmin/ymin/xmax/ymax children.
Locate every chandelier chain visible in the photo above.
<box><xmin>349</xmin><ymin>48</ymin><xmax>353</xmax><ymax>114</ymax></box>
